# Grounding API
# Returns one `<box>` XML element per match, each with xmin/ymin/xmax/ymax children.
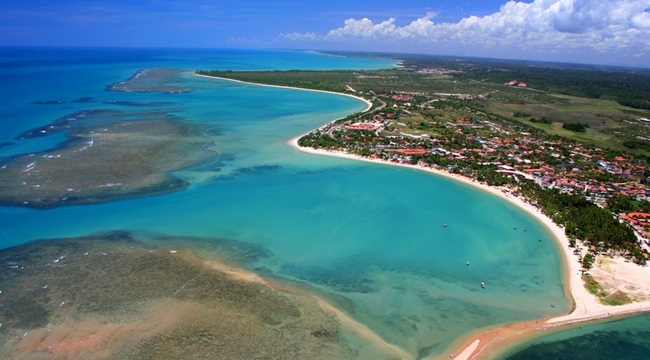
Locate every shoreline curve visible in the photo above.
<box><xmin>286</xmin><ymin>135</ymin><xmax>650</xmax><ymax>360</ymax></box>
<box><xmin>193</xmin><ymin>72</ymin><xmax>373</xmax><ymax>112</ymax></box>
<box><xmin>195</xmin><ymin>71</ymin><xmax>650</xmax><ymax>359</ymax></box>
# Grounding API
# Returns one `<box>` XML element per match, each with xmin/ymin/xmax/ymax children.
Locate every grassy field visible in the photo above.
<box><xmin>485</xmin><ymin>93</ymin><xmax>650</xmax><ymax>152</ymax></box>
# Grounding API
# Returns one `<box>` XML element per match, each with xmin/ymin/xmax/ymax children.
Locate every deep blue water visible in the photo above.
<box><xmin>0</xmin><ymin>47</ymin><xmax>573</xmax><ymax>357</ymax></box>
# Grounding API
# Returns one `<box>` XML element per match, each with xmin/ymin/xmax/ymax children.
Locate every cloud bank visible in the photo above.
<box><xmin>281</xmin><ymin>0</ymin><xmax>650</xmax><ymax>64</ymax></box>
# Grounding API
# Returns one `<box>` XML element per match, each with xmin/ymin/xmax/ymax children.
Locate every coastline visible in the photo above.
<box><xmin>196</xmin><ymin>71</ymin><xmax>650</xmax><ymax>358</ymax></box>
<box><xmin>287</xmin><ymin>136</ymin><xmax>650</xmax><ymax>360</ymax></box>
<box><xmin>206</xmin><ymin>257</ymin><xmax>412</xmax><ymax>359</ymax></box>
<box><xmin>193</xmin><ymin>73</ymin><xmax>373</xmax><ymax>112</ymax></box>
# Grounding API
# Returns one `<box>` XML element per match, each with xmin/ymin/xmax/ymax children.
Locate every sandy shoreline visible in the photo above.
<box><xmin>286</xmin><ymin>136</ymin><xmax>650</xmax><ymax>360</ymax></box>
<box><xmin>193</xmin><ymin>73</ymin><xmax>373</xmax><ymax>112</ymax></box>
<box><xmin>196</xmin><ymin>72</ymin><xmax>650</xmax><ymax>359</ymax></box>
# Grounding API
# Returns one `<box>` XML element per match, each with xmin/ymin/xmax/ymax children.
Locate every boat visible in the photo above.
<box><xmin>480</xmin><ymin>282</ymin><xmax>486</xmax><ymax>289</ymax></box>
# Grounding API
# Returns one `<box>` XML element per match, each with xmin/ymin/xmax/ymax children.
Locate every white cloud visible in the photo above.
<box><xmin>280</xmin><ymin>32</ymin><xmax>317</xmax><ymax>40</ymax></box>
<box><xmin>326</xmin><ymin>17</ymin><xmax>398</xmax><ymax>39</ymax></box>
<box><xmin>282</xmin><ymin>0</ymin><xmax>650</xmax><ymax>63</ymax></box>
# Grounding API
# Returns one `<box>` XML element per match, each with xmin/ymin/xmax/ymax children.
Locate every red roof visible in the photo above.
<box><xmin>394</xmin><ymin>148</ymin><xmax>429</xmax><ymax>155</ymax></box>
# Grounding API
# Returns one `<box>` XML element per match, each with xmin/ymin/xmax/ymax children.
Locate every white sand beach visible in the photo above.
<box><xmin>197</xmin><ymin>72</ymin><xmax>650</xmax><ymax>359</ymax></box>
<box><xmin>193</xmin><ymin>73</ymin><xmax>373</xmax><ymax>112</ymax></box>
<box><xmin>287</xmin><ymin>136</ymin><xmax>650</xmax><ymax>360</ymax></box>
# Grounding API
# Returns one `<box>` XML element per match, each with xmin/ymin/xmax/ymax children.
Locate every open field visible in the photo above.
<box><xmin>484</xmin><ymin>94</ymin><xmax>650</xmax><ymax>152</ymax></box>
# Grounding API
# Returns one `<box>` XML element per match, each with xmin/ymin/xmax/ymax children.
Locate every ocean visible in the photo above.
<box><xmin>0</xmin><ymin>47</ymin><xmax>572</xmax><ymax>358</ymax></box>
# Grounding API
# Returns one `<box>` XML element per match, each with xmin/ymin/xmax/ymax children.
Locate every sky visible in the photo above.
<box><xmin>1</xmin><ymin>0</ymin><xmax>649</xmax><ymax>67</ymax></box>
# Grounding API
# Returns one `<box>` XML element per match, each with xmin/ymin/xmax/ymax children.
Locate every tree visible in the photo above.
<box><xmin>607</xmin><ymin>194</ymin><xmax>633</xmax><ymax>213</ymax></box>
<box><xmin>562</xmin><ymin>122</ymin><xmax>589</xmax><ymax>132</ymax></box>
<box><xmin>582</xmin><ymin>253</ymin><xmax>596</xmax><ymax>270</ymax></box>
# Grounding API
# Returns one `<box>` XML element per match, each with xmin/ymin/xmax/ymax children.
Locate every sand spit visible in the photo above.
<box><xmin>315</xmin><ymin>297</ymin><xmax>411</xmax><ymax>360</ymax></box>
<box><xmin>288</xmin><ymin>138</ymin><xmax>650</xmax><ymax>360</ymax></box>
<box><xmin>193</xmin><ymin>73</ymin><xmax>373</xmax><ymax>112</ymax></box>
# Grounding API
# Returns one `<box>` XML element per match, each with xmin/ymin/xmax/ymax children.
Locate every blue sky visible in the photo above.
<box><xmin>2</xmin><ymin>0</ymin><xmax>649</xmax><ymax>67</ymax></box>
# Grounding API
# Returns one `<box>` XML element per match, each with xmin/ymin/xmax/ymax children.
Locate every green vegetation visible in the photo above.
<box><xmin>519</xmin><ymin>183</ymin><xmax>644</xmax><ymax>262</ymax></box>
<box><xmin>485</xmin><ymin>95</ymin><xmax>647</xmax><ymax>153</ymax></box>
<box><xmin>582</xmin><ymin>275</ymin><xmax>633</xmax><ymax>306</ymax></box>
<box><xmin>582</xmin><ymin>253</ymin><xmax>596</xmax><ymax>270</ymax></box>
<box><xmin>446</xmin><ymin>59</ymin><xmax>650</xmax><ymax>110</ymax></box>
<box><xmin>530</xmin><ymin>116</ymin><xmax>553</xmax><ymax>124</ymax></box>
<box><xmin>198</xmin><ymin>57</ymin><xmax>650</xmax><ymax>156</ymax></box>
<box><xmin>198</xmin><ymin>53</ymin><xmax>650</xmax><ymax>264</ymax></box>
<box><xmin>563</xmin><ymin>122</ymin><xmax>590</xmax><ymax>132</ymax></box>
<box><xmin>513</xmin><ymin>111</ymin><xmax>531</xmax><ymax>118</ymax></box>
<box><xmin>601</xmin><ymin>291</ymin><xmax>634</xmax><ymax>306</ymax></box>
<box><xmin>624</xmin><ymin>139</ymin><xmax>650</xmax><ymax>152</ymax></box>
<box><xmin>607</xmin><ymin>195</ymin><xmax>634</xmax><ymax>213</ymax></box>
<box><xmin>583</xmin><ymin>274</ymin><xmax>601</xmax><ymax>295</ymax></box>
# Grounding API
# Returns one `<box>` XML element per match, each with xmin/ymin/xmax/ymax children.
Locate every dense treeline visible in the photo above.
<box><xmin>562</xmin><ymin>122</ymin><xmax>589</xmax><ymax>132</ymax></box>
<box><xmin>297</xmin><ymin>132</ymin><xmax>343</xmax><ymax>149</ymax></box>
<box><xmin>623</xmin><ymin>139</ymin><xmax>650</xmax><ymax>152</ymax></box>
<box><xmin>518</xmin><ymin>182</ymin><xmax>645</xmax><ymax>263</ymax></box>
<box><xmin>531</xmin><ymin>117</ymin><xmax>553</xmax><ymax>124</ymax></box>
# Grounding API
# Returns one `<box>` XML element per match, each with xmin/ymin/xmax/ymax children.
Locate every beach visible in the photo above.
<box><xmin>287</xmin><ymin>135</ymin><xmax>650</xmax><ymax>360</ymax></box>
<box><xmin>194</xmin><ymin>71</ymin><xmax>650</xmax><ymax>358</ymax></box>
<box><xmin>3</xmin><ymin>49</ymin><xmax>648</xmax><ymax>359</ymax></box>
<box><xmin>193</xmin><ymin>73</ymin><xmax>374</xmax><ymax>112</ymax></box>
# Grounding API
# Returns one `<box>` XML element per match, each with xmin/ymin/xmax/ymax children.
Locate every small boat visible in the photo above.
<box><xmin>466</xmin><ymin>261</ymin><xmax>470</xmax><ymax>266</ymax></box>
<box><xmin>443</xmin><ymin>224</ymin><xmax>448</xmax><ymax>227</ymax></box>
<box><xmin>480</xmin><ymin>282</ymin><xmax>486</xmax><ymax>289</ymax></box>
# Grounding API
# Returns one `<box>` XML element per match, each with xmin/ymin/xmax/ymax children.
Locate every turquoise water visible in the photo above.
<box><xmin>502</xmin><ymin>313</ymin><xmax>650</xmax><ymax>360</ymax></box>
<box><xmin>0</xmin><ymin>47</ymin><xmax>571</xmax><ymax>357</ymax></box>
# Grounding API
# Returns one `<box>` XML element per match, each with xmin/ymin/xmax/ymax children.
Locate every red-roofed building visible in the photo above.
<box><xmin>393</xmin><ymin>148</ymin><xmax>429</xmax><ymax>155</ymax></box>
<box><xmin>345</xmin><ymin>123</ymin><xmax>382</xmax><ymax>131</ymax></box>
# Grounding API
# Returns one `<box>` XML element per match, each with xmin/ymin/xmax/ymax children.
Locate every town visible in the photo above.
<box><xmin>299</xmin><ymin>86</ymin><xmax>650</xmax><ymax>264</ymax></box>
<box><xmin>197</xmin><ymin>61</ymin><xmax>650</xmax><ymax>268</ymax></box>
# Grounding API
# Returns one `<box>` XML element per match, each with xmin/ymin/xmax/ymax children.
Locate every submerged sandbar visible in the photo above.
<box><xmin>0</xmin><ymin>232</ymin><xmax>371</xmax><ymax>360</ymax></box>
<box><xmin>0</xmin><ymin>119</ymin><xmax>218</xmax><ymax>208</ymax></box>
<box><xmin>107</xmin><ymin>68</ymin><xmax>191</xmax><ymax>93</ymax></box>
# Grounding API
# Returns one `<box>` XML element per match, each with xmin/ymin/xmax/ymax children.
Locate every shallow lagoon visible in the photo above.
<box><xmin>0</xmin><ymin>48</ymin><xmax>569</xmax><ymax>358</ymax></box>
